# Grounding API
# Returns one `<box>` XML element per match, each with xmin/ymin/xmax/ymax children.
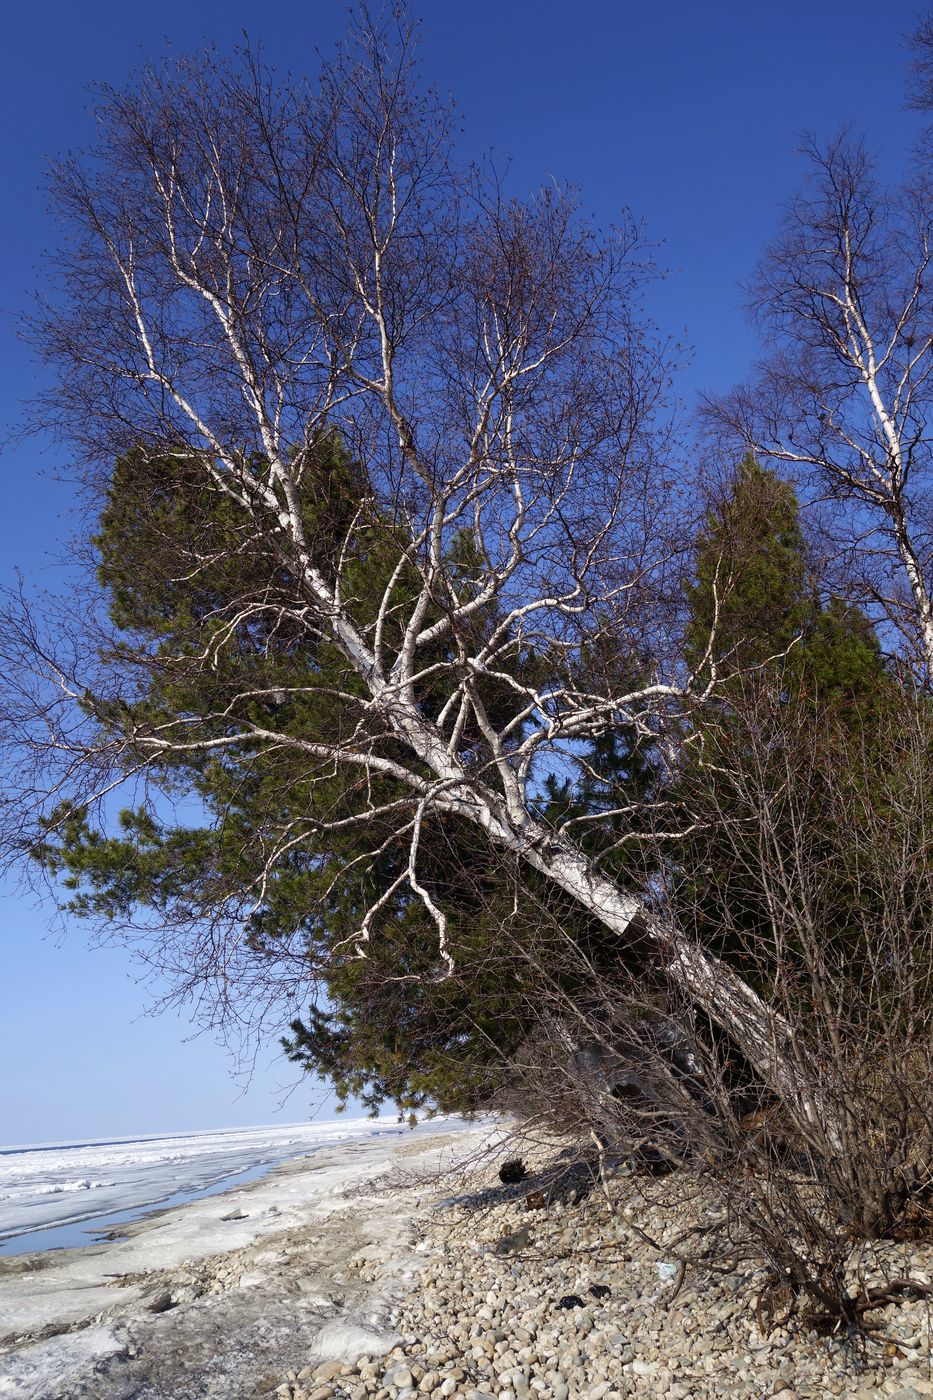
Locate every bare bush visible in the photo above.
<box><xmin>497</xmin><ymin>683</ymin><xmax>933</xmax><ymax>1327</ymax></box>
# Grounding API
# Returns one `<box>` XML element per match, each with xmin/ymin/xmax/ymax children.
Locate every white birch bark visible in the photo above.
<box><xmin>17</xmin><ymin>18</ymin><xmax>838</xmax><ymax>1143</ymax></box>
<box><xmin>717</xmin><ymin>135</ymin><xmax>933</xmax><ymax>682</ymax></box>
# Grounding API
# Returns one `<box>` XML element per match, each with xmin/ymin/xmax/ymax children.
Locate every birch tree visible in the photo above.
<box><xmin>706</xmin><ymin>135</ymin><xmax>933</xmax><ymax>682</ymax></box>
<box><xmin>3</xmin><ymin>10</ymin><xmax>829</xmax><ymax>1135</ymax></box>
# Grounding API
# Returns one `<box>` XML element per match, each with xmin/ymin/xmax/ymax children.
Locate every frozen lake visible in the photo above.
<box><xmin>0</xmin><ymin>1117</ymin><xmax>425</xmax><ymax>1254</ymax></box>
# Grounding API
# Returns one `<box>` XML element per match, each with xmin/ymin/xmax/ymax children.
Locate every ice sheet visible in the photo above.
<box><xmin>0</xmin><ymin>1117</ymin><xmax>432</xmax><ymax>1242</ymax></box>
<box><xmin>0</xmin><ymin>1120</ymin><xmax>494</xmax><ymax>1400</ymax></box>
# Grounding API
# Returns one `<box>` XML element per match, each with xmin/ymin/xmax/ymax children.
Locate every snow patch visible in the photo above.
<box><xmin>0</xmin><ymin>1325</ymin><xmax>126</xmax><ymax>1399</ymax></box>
<box><xmin>34</xmin><ymin>1179</ymin><xmax>109</xmax><ymax>1195</ymax></box>
<box><xmin>0</xmin><ymin>1120</ymin><xmax>495</xmax><ymax>1398</ymax></box>
<box><xmin>313</xmin><ymin>1320</ymin><xmax>402</xmax><ymax>1362</ymax></box>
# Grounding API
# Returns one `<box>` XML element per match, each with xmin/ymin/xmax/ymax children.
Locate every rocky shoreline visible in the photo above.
<box><xmin>272</xmin><ymin>1137</ymin><xmax>933</xmax><ymax>1400</ymax></box>
<box><xmin>4</xmin><ymin>1126</ymin><xmax>933</xmax><ymax>1398</ymax></box>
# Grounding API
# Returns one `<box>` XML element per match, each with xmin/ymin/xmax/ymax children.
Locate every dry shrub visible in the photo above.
<box><xmin>490</xmin><ymin>686</ymin><xmax>933</xmax><ymax>1330</ymax></box>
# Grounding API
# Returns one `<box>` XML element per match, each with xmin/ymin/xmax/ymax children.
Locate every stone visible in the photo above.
<box><xmin>495</xmin><ymin>1226</ymin><xmax>531</xmax><ymax>1257</ymax></box>
<box><xmin>313</xmin><ymin>1362</ymin><xmax>346</xmax><ymax>1383</ymax></box>
<box><xmin>385</xmin><ymin>1366</ymin><xmax>414</xmax><ymax>1391</ymax></box>
<box><xmin>315</xmin><ymin>1323</ymin><xmax>401</xmax><ymax>1364</ymax></box>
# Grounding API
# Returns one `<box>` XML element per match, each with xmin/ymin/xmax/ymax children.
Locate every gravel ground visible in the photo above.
<box><xmin>270</xmin><ymin>1142</ymin><xmax>933</xmax><ymax>1400</ymax></box>
<box><xmin>8</xmin><ymin>1126</ymin><xmax>933</xmax><ymax>1399</ymax></box>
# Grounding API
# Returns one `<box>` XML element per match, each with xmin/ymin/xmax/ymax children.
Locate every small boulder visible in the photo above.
<box><xmin>494</xmin><ymin>1224</ymin><xmax>531</xmax><ymax>1256</ymax></box>
<box><xmin>314</xmin><ymin>1321</ymin><xmax>401</xmax><ymax>1362</ymax></box>
<box><xmin>385</xmin><ymin>1364</ymin><xmax>414</xmax><ymax>1389</ymax></box>
<box><xmin>312</xmin><ymin>1361</ymin><xmax>346</xmax><ymax>1383</ymax></box>
<box><xmin>498</xmin><ymin>1158</ymin><xmax>527</xmax><ymax>1185</ymax></box>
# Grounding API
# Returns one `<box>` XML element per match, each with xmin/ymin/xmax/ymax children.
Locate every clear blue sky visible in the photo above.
<box><xmin>0</xmin><ymin>0</ymin><xmax>927</xmax><ymax>1144</ymax></box>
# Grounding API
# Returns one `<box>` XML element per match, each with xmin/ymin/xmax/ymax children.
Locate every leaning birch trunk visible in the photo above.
<box><xmin>361</xmin><ymin>679</ymin><xmax>841</xmax><ymax>1150</ymax></box>
<box><xmin>18</xmin><ymin>19</ymin><xmax>840</xmax><ymax>1154</ymax></box>
<box><xmin>263</xmin><ymin>579</ymin><xmax>841</xmax><ymax>1148</ymax></box>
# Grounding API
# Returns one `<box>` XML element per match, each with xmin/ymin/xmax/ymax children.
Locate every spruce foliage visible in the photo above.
<box><xmin>39</xmin><ymin>437</ymin><xmax>657</xmax><ymax>1116</ymax></box>
<box><xmin>677</xmin><ymin>456</ymin><xmax>896</xmax><ymax>987</ymax></box>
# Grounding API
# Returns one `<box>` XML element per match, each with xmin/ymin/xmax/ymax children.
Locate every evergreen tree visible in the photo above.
<box><xmin>40</xmin><ymin>439</ymin><xmax>659</xmax><ymax>1116</ymax></box>
<box><xmin>684</xmin><ymin>455</ymin><xmax>888</xmax><ymax>705</ymax></box>
<box><xmin>677</xmin><ymin>456</ymin><xmax>896</xmax><ymax>987</ymax></box>
<box><xmin>685</xmin><ymin>456</ymin><xmax>812</xmax><ymax>676</ymax></box>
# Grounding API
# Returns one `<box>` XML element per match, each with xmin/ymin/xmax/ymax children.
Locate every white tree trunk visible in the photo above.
<box><xmin>365</xmin><ymin>682</ymin><xmax>838</xmax><ymax>1145</ymax></box>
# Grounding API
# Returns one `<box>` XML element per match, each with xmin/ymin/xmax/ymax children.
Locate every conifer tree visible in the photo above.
<box><xmin>42</xmin><ymin>438</ymin><xmax>658</xmax><ymax>1115</ymax></box>
<box><xmin>678</xmin><ymin>457</ymin><xmax>894</xmax><ymax>982</ymax></box>
<box><xmin>685</xmin><ymin>455</ymin><xmax>886</xmax><ymax>702</ymax></box>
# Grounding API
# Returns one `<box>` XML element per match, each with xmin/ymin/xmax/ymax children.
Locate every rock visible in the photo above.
<box><xmin>888</xmin><ymin>1391</ymin><xmax>926</xmax><ymax>1400</ymax></box>
<box><xmin>385</xmin><ymin>1364</ymin><xmax>413</xmax><ymax>1389</ymax></box>
<box><xmin>313</xmin><ymin>1361</ymin><xmax>347</xmax><ymax>1383</ymax></box>
<box><xmin>220</xmin><ymin>1208</ymin><xmax>248</xmax><ymax>1220</ymax></box>
<box><xmin>631</xmin><ymin>1359</ymin><xmax>656</xmax><ymax>1377</ymax></box>
<box><xmin>146</xmin><ymin>1289</ymin><xmax>174</xmax><ymax>1313</ymax></box>
<box><xmin>315</xmin><ymin>1322</ymin><xmax>401</xmax><ymax>1363</ymax></box>
<box><xmin>495</xmin><ymin>1226</ymin><xmax>531</xmax><ymax>1257</ymax></box>
<box><xmin>499</xmin><ymin>1158</ymin><xmax>527</xmax><ymax>1185</ymax></box>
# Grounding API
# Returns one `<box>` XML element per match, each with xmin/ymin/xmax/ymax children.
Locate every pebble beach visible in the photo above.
<box><xmin>274</xmin><ymin>1136</ymin><xmax>933</xmax><ymax>1400</ymax></box>
<box><xmin>3</xmin><ymin>1125</ymin><xmax>933</xmax><ymax>1399</ymax></box>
